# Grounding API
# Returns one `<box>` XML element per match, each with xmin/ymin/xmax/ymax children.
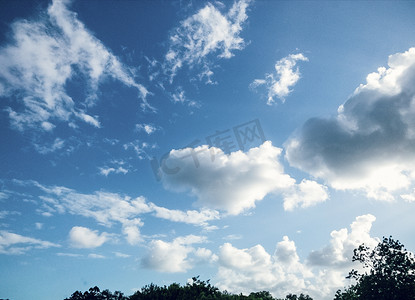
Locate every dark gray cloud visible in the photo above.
<box><xmin>285</xmin><ymin>48</ymin><xmax>415</xmax><ymax>200</ymax></box>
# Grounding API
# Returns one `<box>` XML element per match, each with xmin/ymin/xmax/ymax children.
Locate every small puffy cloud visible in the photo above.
<box><xmin>285</xmin><ymin>47</ymin><xmax>415</xmax><ymax>201</ymax></box>
<box><xmin>99</xmin><ymin>167</ymin><xmax>128</xmax><ymax>177</ymax></box>
<box><xmin>161</xmin><ymin>141</ymin><xmax>327</xmax><ymax>214</ymax></box>
<box><xmin>122</xmin><ymin>223</ymin><xmax>142</xmax><ymax>245</ymax></box>
<box><xmin>99</xmin><ymin>159</ymin><xmax>130</xmax><ymax>177</ymax></box>
<box><xmin>69</xmin><ymin>226</ymin><xmax>109</xmax><ymax>249</ymax></box>
<box><xmin>251</xmin><ymin>53</ymin><xmax>308</xmax><ymax>105</ymax></box>
<box><xmin>142</xmin><ymin>235</ymin><xmax>207</xmax><ymax>273</ymax></box>
<box><xmin>135</xmin><ymin>123</ymin><xmax>157</xmax><ymax>135</ymax></box>
<box><xmin>0</xmin><ymin>230</ymin><xmax>60</xmax><ymax>255</ymax></box>
<box><xmin>283</xmin><ymin>179</ymin><xmax>329</xmax><ymax>211</ymax></box>
<box><xmin>217</xmin><ymin>214</ymin><xmax>380</xmax><ymax>299</ymax></box>
<box><xmin>0</xmin><ymin>0</ymin><xmax>149</xmax><ymax>132</ymax></box>
<box><xmin>164</xmin><ymin>0</ymin><xmax>251</xmax><ymax>82</ymax></box>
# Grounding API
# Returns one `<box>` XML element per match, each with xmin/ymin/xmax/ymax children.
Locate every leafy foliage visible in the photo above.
<box><xmin>64</xmin><ymin>286</ymin><xmax>127</xmax><ymax>300</ymax></box>
<box><xmin>64</xmin><ymin>277</ymin><xmax>313</xmax><ymax>300</ymax></box>
<box><xmin>335</xmin><ymin>236</ymin><xmax>415</xmax><ymax>299</ymax></box>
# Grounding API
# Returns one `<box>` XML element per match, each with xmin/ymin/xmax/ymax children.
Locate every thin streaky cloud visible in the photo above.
<box><xmin>0</xmin><ymin>0</ymin><xmax>151</xmax><ymax>133</ymax></box>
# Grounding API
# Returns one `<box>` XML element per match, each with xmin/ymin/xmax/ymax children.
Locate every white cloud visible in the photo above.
<box><xmin>171</xmin><ymin>87</ymin><xmax>199</xmax><ymax>107</ymax></box>
<box><xmin>33</xmin><ymin>138</ymin><xmax>65</xmax><ymax>154</ymax></box>
<box><xmin>88</xmin><ymin>253</ymin><xmax>106</xmax><ymax>259</ymax></box>
<box><xmin>283</xmin><ymin>179</ymin><xmax>329</xmax><ymax>211</ymax></box>
<box><xmin>308</xmin><ymin>214</ymin><xmax>378</xmax><ymax>267</ymax></box>
<box><xmin>99</xmin><ymin>167</ymin><xmax>128</xmax><ymax>177</ymax></box>
<box><xmin>251</xmin><ymin>53</ymin><xmax>308</xmax><ymax>105</ymax></box>
<box><xmin>164</xmin><ymin>0</ymin><xmax>251</xmax><ymax>82</ymax></box>
<box><xmin>56</xmin><ymin>252</ymin><xmax>82</xmax><ymax>258</ymax></box>
<box><xmin>69</xmin><ymin>226</ymin><xmax>109</xmax><ymax>249</ymax></box>
<box><xmin>285</xmin><ymin>47</ymin><xmax>415</xmax><ymax>201</ymax></box>
<box><xmin>0</xmin><ymin>192</ymin><xmax>8</xmax><ymax>200</ymax></box>
<box><xmin>142</xmin><ymin>235</ymin><xmax>208</xmax><ymax>273</ymax></box>
<box><xmin>216</xmin><ymin>214</ymin><xmax>379</xmax><ymax>300</ymax></box>
<box><xmin>114</xmin><ymin>251</ymin><xmax>131</xmax><ymax>258</ymax></box>
<box><xmin>217</xmin><ymin>238</ymin><xmax>311</xmax><ymax>297</ymax></box>
<box><xmin>28</xmin><ymin>181</ymin><xmax>151</xmax><ymax>244</ymax></box>
<box><xmin>161</xmin><ymin>141</ymin><xmax>327</xmax><ymax>215</ymax></box>
<box><xmin>99</xmin><ymin>159</ymin><xmax>130</xmax><ymax>177</ymax></box>
<box><xmin>0</xmin><ymin>211</ymin><xmax>20</xmax><ymax>219</ymax></box>
<box><xmin>0</xmin><ymin>0</ymin><xmax>149</xmax><ymax>132</ymax></box>
<box><xmin>9</xmin><ymin>180</ymin><xmax>220</xmax><ymax>244</ymax></box>
<box><xmin>150</xmin><ymin>204</ymin><xmax>219</xmax><ymax>227</ymax></box>
<box><xmin>0</xmin><ymin>230</ymin><xmax>60</xmax><ymax>255</ymax></box>
<box><xmin>122</xmin><ymin>223</ymin><xmax>142</xmax><ymax>245</ymax></box>
<box><xmin>123</xmin><ymin>140</ymin><xmax>154</xmax><ymax>160</ymax></box>
<box><xmin>135</xmin><ymin>123</ymin><xmax>157</xmax><ymax>135</ymax></box>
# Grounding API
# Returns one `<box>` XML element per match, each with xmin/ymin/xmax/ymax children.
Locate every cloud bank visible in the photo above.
<box><xmin>216</xmin><ymin>214</ymin><xmax>379</xmax><ymax>299</ymax></box>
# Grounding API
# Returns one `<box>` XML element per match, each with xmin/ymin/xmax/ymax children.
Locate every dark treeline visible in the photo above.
<box><xmin>64</xmin><ymin>237</ymin><xmax>415</xmax><ymax>300</ymax></box>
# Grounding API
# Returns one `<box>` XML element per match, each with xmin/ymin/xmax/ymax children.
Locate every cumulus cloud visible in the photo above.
<box><xmin>0</xmin><ymin>0</ymin><xmax>150</xmax><ymax>132</ymax></box>
<box><xmin>217</xmin><ymin>237</ymin><xmax>312</xmax><ymax>297</ymax></box>
<box><xmin>308</xmin><ymin>214</ymin><xmax>378</xmax><ymax>267</ymax></box>
<box><xmin>164</xmin><ymin>0</ymin><xmax>251</xmax><ymax>82</ymax></box>
<box><xmin>69</xmin><ymin>226</ymin><xmax>109</xmax><ymax>249</ymax></box>
<box><xmin>0</xmin><ymin>230</ymin><xmax>60</xmax><ymax>255</ymax></box>
<box><xmin>251</xmin><ymin>53</ymin><xmax>308</xmax><ymax>104</ymax></box>
<box><xmin>160</xmin><ymin>141</ymin><xmax>327</xmax><ymax>214</ymax></box>
<box><xmin>286</xmin><ymin>47</ymin><xmax>415</xmax><ymax>201</ymax></box>
<box><xmin>142</xmin><ymin>235</ymin><xmax>210</xmax><ymax>273</ymax></box>
<box><xmin>216</xmin><ymin>214</ymin><xmax>379</xmax><ymax>300</ymax></box>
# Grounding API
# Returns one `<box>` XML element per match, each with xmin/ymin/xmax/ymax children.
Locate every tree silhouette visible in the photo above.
<box><xmin>64</xmin><ymin>286</ymin><xmax>127</xmax><ymax>300</ymax></box>
<box><xmin>335</xmin><ymin>236</ymin><xmax>415</xmax><ymax>299</ymax></box>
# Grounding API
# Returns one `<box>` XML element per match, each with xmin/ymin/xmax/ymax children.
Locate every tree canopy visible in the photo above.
<box><xmin>64</xmin><ymin>277</ymin><xmax>312</xmax><ymax>300</ymax></box>
<box><xmin>335</xmin><ymin>236</ymin><xmax>415</xmax><ymax>300</ymax></box>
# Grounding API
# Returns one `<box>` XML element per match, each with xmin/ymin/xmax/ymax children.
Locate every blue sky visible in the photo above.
<box><xmin>1</xmin><ymin>0</ymin><xmax>415</xmax><ymax>299</ymax></box>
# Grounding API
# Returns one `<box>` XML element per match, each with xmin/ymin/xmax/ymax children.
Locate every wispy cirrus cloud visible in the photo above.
<box><xmin>0</xmin><ymin>0</ymin><xmax>150</xmax><ymax>133</ymax></box>
<box><xmin>164</xmin><ymin>0</ymin><xmax>251</xmax><ymax>83</ymax></box>
<box><xmin>7</xmin><ymin>180</ymin><xmax>220</xmax><ymax>246</ymax></box>
<box><xmin>251</xmin><ymin>53</ymin><xmax>308</xmax><ymax>105</ymax></box>
<box><xmin>0</xmin><ymin>230</ymin><xmax>60</xmax><ymax>255</ymax></box>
